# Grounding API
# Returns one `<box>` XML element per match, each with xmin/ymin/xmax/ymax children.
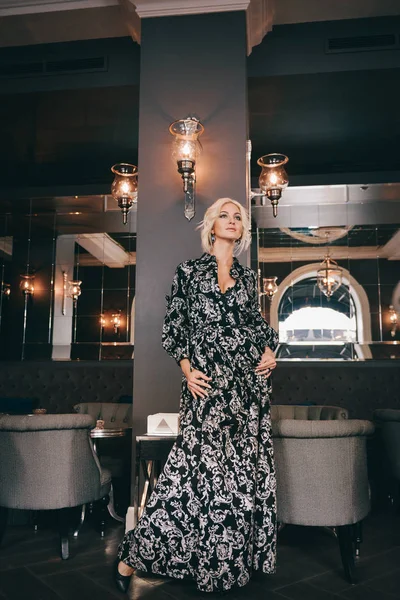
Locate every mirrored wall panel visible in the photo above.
<box><xmin>253</xmin><ymin>183</ymin><xmax>400</xmax><ymax>360</ymax></box>
<box><xmin>0</xmin><ymin>195</ymin><xmax>136</xmax><ymax>360</ymax></box>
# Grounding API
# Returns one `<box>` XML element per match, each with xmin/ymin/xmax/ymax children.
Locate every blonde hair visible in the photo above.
<box><xmin>198</xmin><ymin>197</ymin><xmax>251</xmax><ymax>256</ymax></box>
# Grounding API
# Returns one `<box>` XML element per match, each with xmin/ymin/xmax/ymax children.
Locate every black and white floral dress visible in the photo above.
<box><xmin>118</xmin><ymin>253</ymin><xmax>278</xmax><ymax>592</ymax></box>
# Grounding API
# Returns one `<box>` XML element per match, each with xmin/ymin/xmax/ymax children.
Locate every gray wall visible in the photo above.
<box><xmin>133</xmin><ymin>12</ymin><xmax>248</xmax><ymax>433</ymax></box>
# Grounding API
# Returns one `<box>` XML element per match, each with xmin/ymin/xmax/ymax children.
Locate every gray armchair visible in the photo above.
<box><xmin>0</xmin><ymin>414</ymin><xmax>112</xmax><ymax>559</ymax></box>
<box><xmin>271</xmin><ymin>404</ymin><xmax>349</xmax><ymax>421</ymax></box>
<box><xmin>272</xmin><ymin>419</ymin><xmax>374</xmax><ymax>583</ymax></box>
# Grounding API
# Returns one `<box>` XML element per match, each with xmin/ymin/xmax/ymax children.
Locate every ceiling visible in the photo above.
<box><xmin>0</xmin><ymin>2</ymin><xmax>399</xmax><ymax>226</ymax></box>
<box><xmin>0</xmin><ymin>0</ymin><xmax>399</xmax><ymax>48</ymax></box>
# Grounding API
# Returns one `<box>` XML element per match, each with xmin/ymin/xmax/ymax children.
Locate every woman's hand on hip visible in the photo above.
<box><xmin>255</xmin><ymin>347</ymin><xmax>277</xmax><ymax>377</ymax></box>
<box><xmin>186</xmin><ymin>369</ymin><xmax>212</xmax><ymax>400</ymax></box>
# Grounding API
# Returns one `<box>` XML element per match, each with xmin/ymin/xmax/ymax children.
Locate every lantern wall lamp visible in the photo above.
<box><xmin>389</xmin><ymin>304</ymin><xmax>398</xmax><ymax>338</ymax></box>
<box><xmin>2</xmin><ymin>283</ymin><xmax>10</xmax><ymax>297</ymax></box>
<box><xmin>111</xmin><ymin>163</ymin><xmax>138</xmax><ymax>225</ymax></box>
<box><xmin>260</xmin><ymin>276</ymin><xmax>279</xmax><ymax>300</ymax></box>
<box><xmin>111</xmin><ymin>310</ymin><xmax>122</xmax><ymax>335</ymax></box>
<box><xmin>247</xmin><ymin>140</ymin><xmax>289</xmax><ymax>218</ymax></box>
<box><xmin>20</xmin><ymin>274</ymin><xmax>35</xmax><ymax>296</ymax></box>
<box><xmin>169</xmin><ymin>116</ymin><xmax>204</xmax><ymax>221</ymax></box>
<box><xmin>62</xmin><ymin>272</ymin><xmax>82</xmax><ymax>314</ymax></box>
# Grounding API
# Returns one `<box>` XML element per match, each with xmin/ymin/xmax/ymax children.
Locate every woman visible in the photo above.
<box><xmin>115</xmin><ymin>198</ymin><xmax>278</xmax><ymax>593</ymax></box>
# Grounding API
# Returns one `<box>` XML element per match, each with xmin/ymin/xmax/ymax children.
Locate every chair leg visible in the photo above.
<box><xmin>337</xmin><ymin>525</ymin><xmax>357</xmax><ymax>584</ymax></box>
<box><xmin>107</xmin><ymin>484</ymin><xmax>125</xmax><ymax>523</ymax></box>
<box><xmin>0</xmin><ymin>507</ymin><xmax>8</xmax><ymax>544</ymax></box>
<box><xmin>58</xmin><ymin>508</ymin><xmax>71</xmax><ymax>560</ymax></box>
<box><xmin>353</xmin><ymin>521</ymin><xmax>363</xmax><ymax>559</ymax></box>
<box><xmin>97</xmin><ymin>495</ymin><xmax>109</xmax><ymax>538</ymax></box>
<box><xmin>31</xmin><ymin>510</ymin><xmax>40</xmax><ymax>532</ymax></box>
<box><xmin>73</xmin><ymin>504</ymin><xmax>86</xmax><ymax>538</ymax></box>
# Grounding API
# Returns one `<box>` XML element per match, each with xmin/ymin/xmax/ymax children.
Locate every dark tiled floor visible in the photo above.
<box><xmin>0</xmin><ymin>509</ymin><xmax>399</xmax><ymax>600</ymax></box>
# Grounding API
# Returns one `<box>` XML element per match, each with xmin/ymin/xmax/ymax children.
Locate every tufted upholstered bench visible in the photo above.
<box><xmin>271</xmin><ymin>361</ymin><xmax>400</xmax><ymax>419</ymax></box>
<box><xmin>0</xmin><ymin>361</ymin><xmax>133</xmax><ymax>414</ymax></box>
<box><xmin>270</xmin><ymin>404</ymin><xmax>349</xmax><ymax>421</ymax></box>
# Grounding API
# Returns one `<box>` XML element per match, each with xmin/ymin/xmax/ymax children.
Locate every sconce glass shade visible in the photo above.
<box><xmin>262</xmin><ymin>276</ymin><xmax>279</xmax><ymax>299</ymax></box>
<box><xmin>68</xmin><ymin>280</ymin><xmax>82</xmax><ymax>301</ymax></box>
<box><xmin>257</xmin><ymin>153</ymin><xmax>289</xmax><ymax>217</ymax></box>
<box><xmin>317</xmin><ymin>257</ymin><xmax>342</xmax><ymax>298</ymax></box>
<box><xmin>20</xmin><ymin>274</ymin><xmax>35</xmax><ymax>295</ymax></box>
<box><xmin>111</xmin><ymin>163</ymin><xmax>138</xmax><ymax>225</ymax></box>
<box><xmin>169</xmin><ymin>118</ymin><xmax>204</xmax><ymax>165</ymax></box>
<box><xmin>169</xmin><ymin>117</ymin><xmax>204</xmax><ymax>221</ymax></box>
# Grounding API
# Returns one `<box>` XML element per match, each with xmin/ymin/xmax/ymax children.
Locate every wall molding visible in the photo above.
<box><xmin>133</xmin><ymin>0</ymin><xmax>274</xmax><ymax>53</ymax></box>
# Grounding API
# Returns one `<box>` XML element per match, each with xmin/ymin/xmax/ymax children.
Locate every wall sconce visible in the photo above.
<box><xmin>261</xmin><ymin>276</ymin><xmax>279</xmax><ymax>300</ymax></box>
<box><xmin>62</xmin><ymin>272</ymin><xmax>82</xmax><ymax>314</ymax></box>
<box><xmin>100</xmin><ymin>314</ymin><xmax>107</xmax><ymax>330</ymax></box>
<box><xmin>169</xmin><ymin>116</ymin><xmax>204</xmax><ymax>221</ymax></box>
<box><xmin>317</xmin><ymin>256</ymin><xmax>342</xmax><ymax>298</ymax></box>
<box><xmin>389</xmin><ymin>305</ymin><xmax>398</xmax><ymax>338</ymax></box>
<box><xmin>20</xmin><ymin>274</ymin><xmax>35</xmax><ymax>296</ymax></box>
<box><xmin>2</xmin><ymin>283</ymin><xmax>10</xmax><ymax>297</ymax></box>
<box><xmin>247</xmin><ymin>141</ymin><xmax>289</xmax><ymax>218</ymax></box>
<box><xmin>111</xmin><ymin>163</ymin><xmax>138</xmax><ymax>225</ymax></box>
<box><xmin>257</xmin><ymin>154</ymin><xmax>289</xmax><ymax>217</ymax></box>
<box><xmin>111</xmin><ymin>310</ymin><xmax>122</xmax><ymax>334</ymax></box>
<box><xmin>68</xmin><ymin>280</ymin><xmax>82</xmax><ymax>307</ymax></box>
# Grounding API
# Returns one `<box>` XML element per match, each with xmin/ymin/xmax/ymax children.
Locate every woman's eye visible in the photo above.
<box><xmin>235</xmin><ymin>215</ymin><xmax>242</xmax><ymax>221</ymax></box>
<box><xmin>219</xmin><ymin>213</ymin><xmax>228</xmax><ymax>218</ymax></box>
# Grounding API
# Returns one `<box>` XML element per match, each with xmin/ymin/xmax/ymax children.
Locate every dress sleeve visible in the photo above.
<box><xmin>162</xmin><ymin>264</ymin><xmax>191</xmax><ymax>365</ymax></box>
<box><xmin>248</xmin><ymin>270</ymin><xmax>279</xmax><ymax>352</ymax></box>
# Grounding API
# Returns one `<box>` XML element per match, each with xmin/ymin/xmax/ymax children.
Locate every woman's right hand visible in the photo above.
<box><xmin>180</xmin><ymin>360</ymin><xmax>212</xmax><ymax>399</ymax></box>
<box><xmin>186</xmin><ymin>369</ymin><xmax>212</xmax><ymax>399</ymax></box>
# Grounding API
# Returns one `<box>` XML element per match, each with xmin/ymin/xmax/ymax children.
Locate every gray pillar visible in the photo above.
<box><xmin>133</xmin><ymin>11</ymin><xmax>248</xmax><ymax>434</ymax></box>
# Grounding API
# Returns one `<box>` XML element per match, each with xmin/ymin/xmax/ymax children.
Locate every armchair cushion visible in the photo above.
<box><xmin>272</xmin><ymin>419</ymin><xmax>375</xmax><ymax>438</ymax></box>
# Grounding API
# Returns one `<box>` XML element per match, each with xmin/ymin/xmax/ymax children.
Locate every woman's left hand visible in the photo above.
<box><xmin>255</xmin><ymin>347</ymin><xmax>277</xmax><ymax>377</ymax></box>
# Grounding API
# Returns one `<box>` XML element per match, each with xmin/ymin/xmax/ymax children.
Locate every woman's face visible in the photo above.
<box><xmin>212</xmin><ymin>202</ymin><xmax>243</xmax><ymax>243</ymax></box>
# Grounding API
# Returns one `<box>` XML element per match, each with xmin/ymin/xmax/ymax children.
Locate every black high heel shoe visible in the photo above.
<box><xmin>114</xmin><ymin>560</ymin><xmax>134</xmax><ymax>593</ymax></box>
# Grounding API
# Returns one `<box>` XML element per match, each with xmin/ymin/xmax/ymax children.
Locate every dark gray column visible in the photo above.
<box><xmin>133</xmin><ymin>11</ymin><xmax>248</xmax><ymax>434</ymax></box>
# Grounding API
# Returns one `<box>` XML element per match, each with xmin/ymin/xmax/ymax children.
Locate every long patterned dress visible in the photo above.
<box><xmin>118</xmin><ymin>253</ymin><xmax>278</xmax><ymax>592</ymax></box>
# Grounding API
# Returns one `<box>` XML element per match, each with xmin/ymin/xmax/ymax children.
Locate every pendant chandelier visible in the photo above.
<box><xmin>317</xmin><ymin>256</ymin><xmax>342</xmax><ymax>298</ymax></box>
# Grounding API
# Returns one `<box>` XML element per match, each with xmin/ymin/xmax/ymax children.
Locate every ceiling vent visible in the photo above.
<box><xmin>326</xmin><ymin>33</ymin><xmax>398</xmax><ymax>54</ymax></box>
<box><xmin>0</xmin><ymin>56</ymin><xmax>107</xmax><ymax>79</ymax></box>
<box><xmin>0</xmin><ymin>62</ymin><xmax>43</xmax><ymax>77</ymax></box>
